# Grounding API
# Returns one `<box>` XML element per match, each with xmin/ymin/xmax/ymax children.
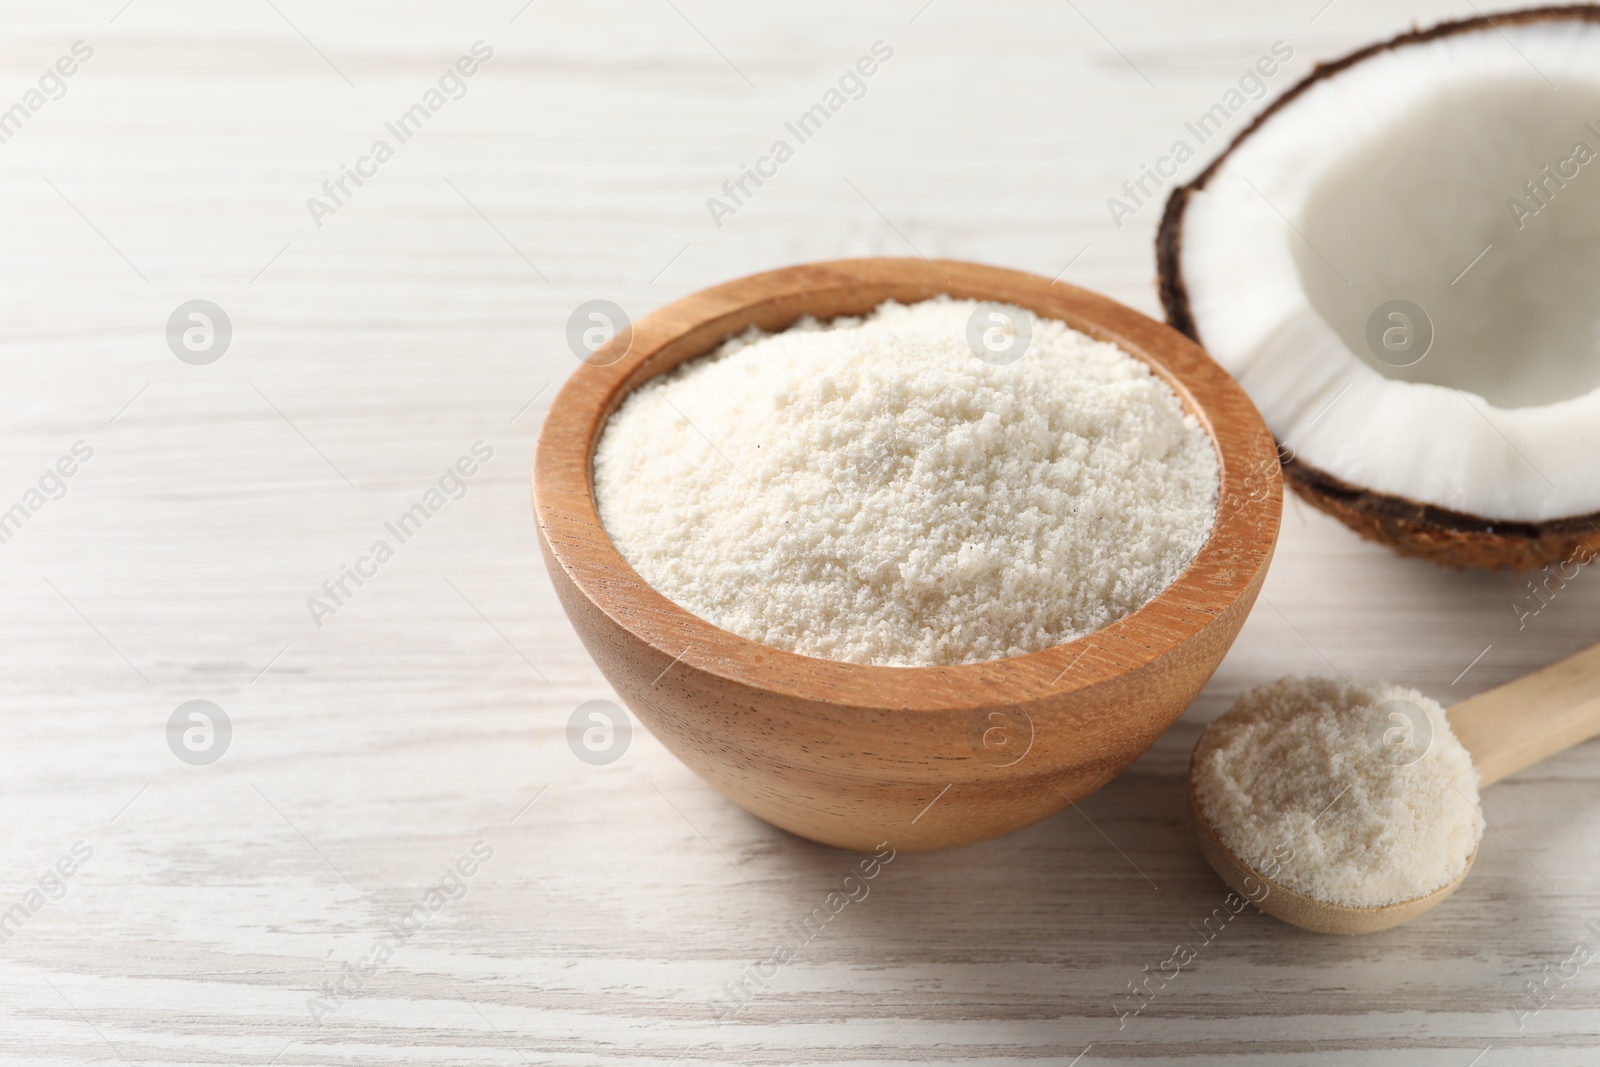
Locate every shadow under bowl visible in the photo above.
<box><xmin>533</xmin><ymin>257</ymin><xmax>1281</xmax><ymax>852</ymax></box>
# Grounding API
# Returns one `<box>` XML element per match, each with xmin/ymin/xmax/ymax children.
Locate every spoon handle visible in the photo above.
<box><xmin>1447</xmin><ymin>642</ymin><xmax>1600</xmax><ymax>787</ymax></box>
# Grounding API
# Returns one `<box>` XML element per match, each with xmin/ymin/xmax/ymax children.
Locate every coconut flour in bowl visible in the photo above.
<box><xmin>591</xmin><ymin>297</ymin><xmax>1219</xmax><ymax>667</ymax></box>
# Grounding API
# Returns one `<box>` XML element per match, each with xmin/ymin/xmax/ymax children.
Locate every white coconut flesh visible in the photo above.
<box><xmin>1179</xmin><ymin>19</ymin><xmax>1600</xmax><ymax>523</ymax></box>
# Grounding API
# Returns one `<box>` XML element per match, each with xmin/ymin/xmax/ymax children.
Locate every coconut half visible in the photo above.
<box><xmin>1158</xmin><ymin>6</ymin><xmax>1600</xmax><ymax>568</ymax></box>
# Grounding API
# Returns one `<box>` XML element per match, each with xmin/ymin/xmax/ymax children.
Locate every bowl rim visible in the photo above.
<box><xmin>533</xmin><ymin>257</ymin><xmax>1281</xmax><ymax>711</ymax></box>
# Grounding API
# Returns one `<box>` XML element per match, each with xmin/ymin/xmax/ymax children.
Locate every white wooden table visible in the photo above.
<box><xmin>4</xmin><ymin>1</ymin><xmax>1597</xmax><ymax>1062</ymax></box>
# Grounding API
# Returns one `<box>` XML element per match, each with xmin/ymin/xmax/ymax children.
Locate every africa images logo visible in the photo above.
<box><xmin>305</xmin><ymin>42</ymin><xmax>494</xmax><ymax>229</ymax></box>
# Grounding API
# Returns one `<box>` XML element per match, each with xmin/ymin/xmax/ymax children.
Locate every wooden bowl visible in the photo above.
<box><xmin>533</xmin><ymin>258</ymin><xmax>1281</xmax><ymax>852</ymax></box>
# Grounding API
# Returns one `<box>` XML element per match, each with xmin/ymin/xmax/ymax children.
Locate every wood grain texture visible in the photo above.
<box><xmin>4</xmin><ymin>0</ymin><xmax>1600</xmax><ymax>1064</ymax></box>
<box><xmin>1451</xmin><ymin>641</ymin><xmax>1600</xmax><ymax>788</ymax></box>
<box><xmin>534</xmin><ymin>258</ymin><xmax>1280</xmax><ymax>851</ymax></box>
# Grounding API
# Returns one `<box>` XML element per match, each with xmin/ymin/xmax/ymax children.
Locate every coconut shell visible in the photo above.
<box><xmin>1282</xmin><ymin>456</ymin><xmax>1600</xmax><ymax>571</ymax></box>
<box><xmin>1156</xmin><ymin>5</ymin><xmax>1600</xmax><ymax>571</ymax></box>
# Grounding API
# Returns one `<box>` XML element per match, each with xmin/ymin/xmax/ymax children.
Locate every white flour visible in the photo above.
<box><xmin>592</xmin><ymin>297</ymin><xmax>1219</xmax><ymax>666</ymax></box>
<box><xmin>1192</xmin><ymin>676</ymin><xmax>1485</xmax><ymax>908</ymax></box>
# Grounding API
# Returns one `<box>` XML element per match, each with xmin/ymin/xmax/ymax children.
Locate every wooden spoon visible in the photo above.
<box><xmin>1190</xmin><ymin>642</ymin><xmax>1600</xmax><ymax>934</ymax></box>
